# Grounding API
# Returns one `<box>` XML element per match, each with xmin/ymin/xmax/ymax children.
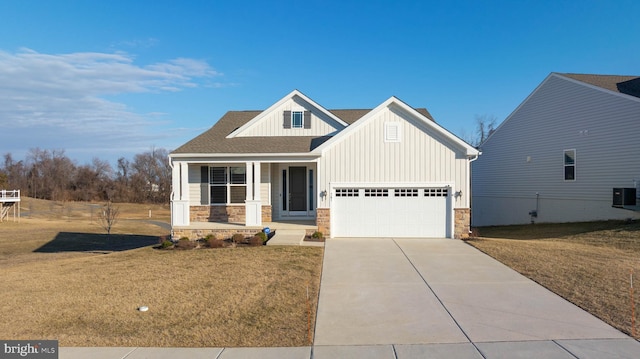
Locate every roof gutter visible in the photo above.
<box><xmin>469</xmin><ymin>151</ymin><xmax>481</xmax><ymax>162</ymax></box>
<box><xmin>170</xmin><ymin>152</ymin><xmax>322</xmax><ymax>159</ymax></box>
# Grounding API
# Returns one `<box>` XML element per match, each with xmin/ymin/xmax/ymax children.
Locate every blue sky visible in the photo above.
<box><xmin>1</xmin><ymin>0</ymin><xmax>638</xmax><ymax>165</ymax></box>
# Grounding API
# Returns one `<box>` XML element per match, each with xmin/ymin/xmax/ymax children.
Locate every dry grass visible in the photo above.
<box><xmin>1</xmin><ymin>198</ymin><xmax>170</xmax><ymax>267</ymax></box>
<box><xmin>467</xmin><ymin>220</ymin><xmax>640</xmax><ymax>338</ymax></box>
<box><xmin>0</xmin><ymin>198</ymin><xmax>323</xmax><ymax>347</ymax></box>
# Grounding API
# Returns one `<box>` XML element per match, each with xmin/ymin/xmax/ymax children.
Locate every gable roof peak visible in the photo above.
<box><xmin>226</xmin><ymin>89</ymin><xmax>349</xmax><ymax>138</ymax></box>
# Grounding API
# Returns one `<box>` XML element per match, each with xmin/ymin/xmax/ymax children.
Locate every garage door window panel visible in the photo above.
<box><xmin>425</xmin><ymin>188</ymin><xmax>448</xmax><ymax>197</ymax></box>
<box><xmin>335</xmin><ymin>188</ymin><xmax>359</xmax><ymax>197</ymax></box>
<box><xmin>395</xmin><ymin>188</ymin><xmax>419</xmax><ymax>197</ymax></box>
<box><xmin>365</xmin><ymin>189</ymin><xmax>389</xmax><ymax>197</ymax></box>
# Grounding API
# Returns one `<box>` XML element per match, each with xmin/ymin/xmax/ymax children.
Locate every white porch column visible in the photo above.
<box><xmin>245</xmin><ymin>161</ymin><xmax>253</xmax><ymax>201</ymax></box>
<box><xmin>245</xmin><ymin>161</ymin><xmax>262</xmax><ymax>227</ymax></box>
<box><xmin>171</xmin><ymin>162</ymin><xmax>181</xmax><ymax>200</ymax></box>
<box><xmin>171</xmin><ymin>161</ymin><xmax>190</xmax><ymax>226</ymax></box>
<box><xmin>180</xmin><ymin>162</ymin><xmax>189</xmax><ymax>201</ymax></box>
<box><xmin>253</xmin><ymin>161</ymin><xmax>261</xmax><ymax>201</ymax></box>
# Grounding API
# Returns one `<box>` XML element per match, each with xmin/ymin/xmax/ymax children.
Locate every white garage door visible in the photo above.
<box><xmin>332</xmin><ymin>187</ymin><xmax>451</xmax><ymax>238</ymax></box>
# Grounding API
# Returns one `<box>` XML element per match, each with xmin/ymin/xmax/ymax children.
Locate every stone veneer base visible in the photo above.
<box><xmin>454</xmin><ymin>208</ymin><xmax>471</xmax><ymax>239</ymax></box>
<box><xmin>176</xmin><ymin>206</ymin><xmax>469</xmax><ymax>240</ymax></box>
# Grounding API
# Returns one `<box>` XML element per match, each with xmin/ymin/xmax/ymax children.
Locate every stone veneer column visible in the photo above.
<box><xmin>261</xmin><ymin>205</ymin><xmax>272</xmax><ymax>223</ymax></box>
<box><xmin>316</xmin><ymin>208</ymin><xmax>330</xmax><ymax>237</ymax></box>
<box><xmin>454</xmin><ymin>208</ymin><xmax>471</xmax><ymax>239</ymax></box>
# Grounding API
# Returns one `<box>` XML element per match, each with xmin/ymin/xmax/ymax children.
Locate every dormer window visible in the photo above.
<box><xmin>283</xmin><ymin>110</ymin><xmax>311</xmax><ymax>129</ymax></box>
<box><xmin>292</xmin><ymin>111</ymin><xmax>304</xmax><ymax>128</ymax></box>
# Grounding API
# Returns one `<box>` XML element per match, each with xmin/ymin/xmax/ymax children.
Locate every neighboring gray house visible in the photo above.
<box><xmin>170</xmin><ymin>90</ymin><xmax>480</xmax><ymax>239</ymax></box>
<box><xmin>472</xmin><ymin>73</ymin><xmax>640</xmax><ymax>226</ymax></box>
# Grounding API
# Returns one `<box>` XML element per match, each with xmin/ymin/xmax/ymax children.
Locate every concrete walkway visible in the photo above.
<box><xmin>266</xmin><ymin>229</ymin><xmax>324</xmax><ymax>247</ymax></box>
<box><xmin>60</xmin><ymin>238</ymin><xmax>640</xmax><ymax>358</ymax></box>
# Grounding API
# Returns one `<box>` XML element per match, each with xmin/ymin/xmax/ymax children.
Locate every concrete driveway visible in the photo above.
<box><xmin>313</xmin><ymin>238</ymin><xmax>640</xmax><ymax>358</ymax></box>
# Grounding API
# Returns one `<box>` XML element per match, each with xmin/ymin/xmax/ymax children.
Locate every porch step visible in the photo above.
<box><xmin>267</xmin><ymin>229</ymin><xmax>305</xmax><ymax>246</ymax></box>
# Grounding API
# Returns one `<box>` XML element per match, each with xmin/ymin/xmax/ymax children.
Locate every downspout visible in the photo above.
<box><xmin>168</xmin><ymin>155</ymin><xmax>175</xmax><ymax>239</ymax></box>
<box><xmin>467</xmin><ymin>152</ymin><xmax>481</xmax><ymax>233</ymax></box>
<box><xmin>168</xmin><ymin>154</ymin><xmax>175</xmax><ymax>201</ymax></box>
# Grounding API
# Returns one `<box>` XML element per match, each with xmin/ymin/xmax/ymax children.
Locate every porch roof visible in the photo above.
<box><xmin>172</xmin><ymin>108</ymin><xmax>433</xmax><ymax>155</ymax></box>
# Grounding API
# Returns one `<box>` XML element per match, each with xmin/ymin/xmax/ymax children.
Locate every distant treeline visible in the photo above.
<box><xmin>0</xmin><ymin>148</ymin><xmax>171</xmax><ymax>204</ymax></box>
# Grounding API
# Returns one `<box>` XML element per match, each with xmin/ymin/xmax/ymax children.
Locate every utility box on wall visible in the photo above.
<box><xmin>613</xmin><ymin>188</ymin><xmax>636</xmax><ymax>207</ymax></box>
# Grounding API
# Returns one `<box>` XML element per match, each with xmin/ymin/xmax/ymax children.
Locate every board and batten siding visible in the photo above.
<box><xmin>317</xmin><ymin>106</ymin><xmax>470</xmax><ymax>209</ymax></box>
<box><xmin>472</xmin><ymin>74</ymin><xmax>640</xmax><ymax>226</ymax></box>
<box><xmin>236</xmin><ymin>97</ymin><xmax>345</xmax><ymax>137</ymax></box>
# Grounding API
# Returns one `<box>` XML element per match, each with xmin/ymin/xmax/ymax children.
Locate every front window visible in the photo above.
<box><xmin>564</xmin><ymin>149</ymin><xmax>576</xmax><ymax>181</ymax></box>
<box><xmin>210</xmin><ymin>166</ymin><xmax>246</xmax><ymax>204</ymax></box>
<box><xmin>291</xmin><ymin>111</ymin><xmax>303</xmax><ymax>128</ymax></box>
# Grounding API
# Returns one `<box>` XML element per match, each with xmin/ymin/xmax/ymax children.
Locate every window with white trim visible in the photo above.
<box><xmin>564</xmin><ymin>149</ymin><xmax>576</xmax><ymax>181</ymax></box>
<box><xmin>292</xmin><ymin>111</ymin><xmax>303</xmax><ymax>128</ymax></box>
<box><xmin>209</xmin><ymin>166</ymin><xmax>246</xmax><ymax>204</ymax></box>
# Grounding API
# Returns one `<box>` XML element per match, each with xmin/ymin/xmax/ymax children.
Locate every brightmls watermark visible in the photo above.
<box><xmin>0</xmin><ymin>341</ymin><xmax>57</xmax><ymax>358</ymax></box>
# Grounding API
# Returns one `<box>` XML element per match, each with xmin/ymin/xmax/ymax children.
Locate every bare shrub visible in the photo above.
<box><xmin>248</xmin><ymin>236</ymin><xmax>263</xmax><ymax>246</ymax></box>
<box><xmin>232</xmin><ymin>233</ymin><xmax>245</xmax><ymax>244</ymax></box>
<box><xmin>207</xmin><ymin>238</ymin><xmax>224</xmax><ymax>248</ymax></box>
<box><xmin>175</xmin><ymin>238</ymin><xmax>196</xmax><ymax>250</ymax></box>
<box><xmin>98</xmin><ymin>201</ymin><xmax>120</xmax><ymax>238</ymax></box>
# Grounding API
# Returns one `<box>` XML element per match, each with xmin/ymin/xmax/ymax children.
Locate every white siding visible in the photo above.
<box><xmin>237</xmin><ymin>97</ymin><xmax>345</xmax><ymax>137</ymax></box>
<box><xmin>260</xmin><ymin>163</ymin><xmax>270</xmax><ymax>205</ymax></box>
<box><xmin>473</xmin><ymin>74</ymin><xmax>640</xmax><ymax>226</ymax></box>
<box><xmin>318</xmin><ymin>106</ymin><xmax>470</xmax><ymax>210</ymax></box>
<box><xmin>270</xmin><ymin>164</ymin><xmax>282</xmax><ymax>219</ymax></box>
<box><xmin>188</xmin><ymin>164</ymin><xmax>205</xmax><ymax>205</ymax></box>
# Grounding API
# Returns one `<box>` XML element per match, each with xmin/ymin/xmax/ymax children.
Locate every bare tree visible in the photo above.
<box><xmin>3</xmin><ymin>147</ymin><xmax>172</xmax><ymax>204</ymax></box>
<box><xmin>98</xmin><ymin>201</ymin><xmax>120</xmax><ymax>238</ymax></box>
<box><xmin>474</xmin><ymin>114</ymin><xmax>497</xmax><ymax>147</ymax></box>
<box><xmin>131</xmin><ymin>147</ymin><xmax>171</xmax><ymax>203</ymax></box>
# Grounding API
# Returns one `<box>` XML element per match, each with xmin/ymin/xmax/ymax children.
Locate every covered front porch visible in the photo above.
<box><xmin>170</xmin><ymin>158</ymin><xmax>326</xmax><ymax>240</ymax></box>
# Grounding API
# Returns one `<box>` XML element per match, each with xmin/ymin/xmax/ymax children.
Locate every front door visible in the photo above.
<box><xmin>289</xmin><ymin>166</ymin><xmax>307</xmax><ymax>215</ymax></box>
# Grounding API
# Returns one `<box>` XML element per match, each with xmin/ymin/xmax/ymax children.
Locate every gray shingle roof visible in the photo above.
<box><xmin>559</xmin><ymin>73</ymin><xmax>640</xmax><ymax>98</ymax></box>
<box><xmin>172</xmin><ymin>108</ymin><xmax>434</xmax><ymax>155</ymax></box>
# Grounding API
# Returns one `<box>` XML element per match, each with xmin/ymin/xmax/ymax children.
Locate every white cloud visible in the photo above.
<box><xmin>0</xmin><ymin>48</ymin><xmax>221</xmax><ymax>163</ymax></box>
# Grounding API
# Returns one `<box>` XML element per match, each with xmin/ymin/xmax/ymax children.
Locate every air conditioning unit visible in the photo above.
<box><xmin>613</xmin><ymin>188</ymin><xmax>636</xmax><ymax>207</ymax></box>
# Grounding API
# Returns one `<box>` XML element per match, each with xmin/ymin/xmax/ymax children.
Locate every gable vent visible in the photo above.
<box><xmin>384</xmin><ymin>122</ymin><xmax>401</xmax><ymax>142</ymax></box>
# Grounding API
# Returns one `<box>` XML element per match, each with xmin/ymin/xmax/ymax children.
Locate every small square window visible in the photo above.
<box><xmin>210</xmin><ymin>167</ymin><xmax>227</xmax><ymax>184</ymax></box>
<box><xmin>292</xmin><ymin>111</ymin><xmax>303</xmax><ymax>128</ymax></box>
<box><xmin>230</xmin><ymin>166</ymin><xmax>246</xmax><ymax>184</ymax></box>
<box><xmin>210</xmin><ymin>186</ymin><xmax>227</xmax><ymax>204</ymax></box>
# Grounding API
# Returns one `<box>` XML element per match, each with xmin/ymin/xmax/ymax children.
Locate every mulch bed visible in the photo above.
<box><xmin>303</xmin><ymin>235</ymin><xmax>325</xmax><ymax>242</ymax></box>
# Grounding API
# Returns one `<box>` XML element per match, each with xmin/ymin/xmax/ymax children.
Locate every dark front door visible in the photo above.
<box><xmin>289</xmin><ymin>166</ymin><xmax>307</xmax><ymax>213</ymax></box>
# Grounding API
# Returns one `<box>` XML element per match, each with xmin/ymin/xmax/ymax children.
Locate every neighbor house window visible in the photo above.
<box><xmin>292</xmin><ymin>111</ymin><xmax>304</xmax><ymax>128</ymax></box>
<box><xmin>564</xmin><ymin>149</ymin><xmax>576</xmax><ymax>181</ymax></box>
<box><xmin>210</xmin><ymin>166</ymin><xmax>246</xmax><ymax>204</ymax></box>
